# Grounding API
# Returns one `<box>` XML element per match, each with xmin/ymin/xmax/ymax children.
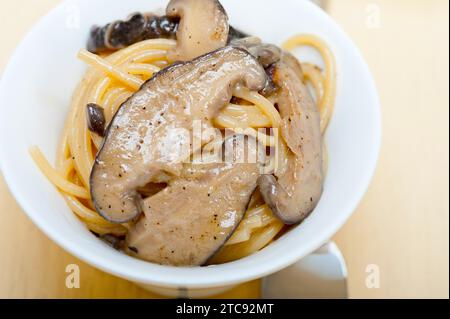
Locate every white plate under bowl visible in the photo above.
<box><xmin>0</xmin><ymin>0</ymin><xmax>380</xmax><ymax>291</ymax></box>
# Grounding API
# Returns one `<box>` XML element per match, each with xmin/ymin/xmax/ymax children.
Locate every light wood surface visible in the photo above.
<box><xmin>0</xmin><ymin>0</ymin><xmax>448</xmax><ymax>299</ymax></box>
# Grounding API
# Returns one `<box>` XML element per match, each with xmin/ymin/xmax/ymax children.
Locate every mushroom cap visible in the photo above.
<box><xmin>90</xmin><ymin>46</ymin><xmax>268</xmax><ymax>223</ymax></box>
<box><xmin>167</xmin><ymin>0</ymin><xmax>230</xmax><ymax>61</ymax></box>
<box><xmin>258</xmin><ymin>57</ymin><xmax>323</xmax><ymax>224</ymax></box>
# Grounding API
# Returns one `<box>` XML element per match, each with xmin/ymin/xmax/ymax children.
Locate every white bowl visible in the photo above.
<box><xmin>0</xmin><ymin>0</ymin><xmax>380</xmax><ymax>297</ymax></box>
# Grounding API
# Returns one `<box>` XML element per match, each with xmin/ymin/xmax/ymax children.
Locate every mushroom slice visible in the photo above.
<box><xmin>87</xmin><ymin>13</ymin><xmax>178</xmax><ymax>53</ymax></box>
<box><xmin>280</xmin><ymin>51</ymin><xmax>304</xmax><ymax>82</ymax></box>
<box><xmin>87</xmin><ymin>11</ymin><xmax>244</xmax><ymax>54</ymax></box>
<box><xmin>231</xmin><ymin>37</ymin><xmax>282</xmax><ymax>68</ymax></box>
<box><xmin>246</xmin><ymin>44</ymin><xmax>282</xmax><ymax>96</ymax></box>
<box><xmin>126</xmin><ymin>162</ymin><xmax>259</xmax><ymax>266</ymax></box>
<box><xmin>167</xmin><ymin>0</ymin><xmax>229</xmax><ymax>61</ymax></box>
<box><xmin>231</xmin><ymin>37</ymin><xmax>283</xmax><ymax>96</ymax></box>
<box><xmin>86</xmin><ymin>103</ymin><xmax>106</xmax><ymax>137</ymax></box>
<box><xmin>258</xmin><ymin>58</ymin><xmax>323</xmax><ymax>225</ymax></box>
<box><xmin>90</xmin><ymin>46</ymin><xmax>267</xmax><ymax>223</ymax></box>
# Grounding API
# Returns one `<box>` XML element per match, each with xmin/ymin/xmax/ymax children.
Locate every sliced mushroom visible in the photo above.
<box><xmin>258</xmin><ymin>57</ymin><xmax>323</xmax><ymax>225</ymax></box>
<box><xmin>90</xmin><ymin>46</ymin><xmax>267</xmax><ymax>223</ymax></box>
<box><xmin>87</xmin><ymin>0</ymin><xmax>249</xmax><ymax>55</ymax></box>
<box><xmin>86</xmin><ymin>103</ymin><xmax>106</xmax><ymax>137</ymax></box>
<box><xmin>231</xmin><ymin>36</ymin><xmax>283</xmax><ymax>96</ymax></box>
<box><xmin>126</xmin><ymin>162</ymin><xmax>259</xmax><ymax>266</ymax></box>
<box><xmin>87</xmin><ymin>12</ymin><xmax>247</xmax><ymax>55</ymax></box>
<box><xmin>87</xmin><ymin>13</ymin><xmax>179</xmax><ymax>53</ymax></box>
<box><xmin>86</xmin><ymin>0</ymin><xmax>249</xmax><ymax>55</ymax></box>
<box><xmin>247</xmin><ymin>44</ymin><xmax>282</xmax><ymax>96</ymax></box>
<box><xmin>167</xmin><ymin>0</ymin><xmax>229</xmax><ymax>61</ymax></box>
<box><xmin>280</xmin><ymin>51</ymin><xmax>304</xmax><ymax>82</ymax></box>
<box><xmin>231</xmin><ymin>37</ymin><xmax>282</xmax><ymax>68</ymax></box>
<box><xmin>126</xmin><ymin>133</ymin><xmax>264</xmax><ymax>266</ymax></box>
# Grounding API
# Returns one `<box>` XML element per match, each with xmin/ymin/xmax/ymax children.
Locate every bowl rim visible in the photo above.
<box><xmin>0</xmin><ymin>0</ymin><xmax>381</xmax><ymax>289</ymax></box>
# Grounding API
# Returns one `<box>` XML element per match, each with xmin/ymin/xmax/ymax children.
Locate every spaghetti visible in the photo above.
<box><xmin>31</xmin><ymin>34</ymin><xmax>336</xmax><ymax>263</ymax></box>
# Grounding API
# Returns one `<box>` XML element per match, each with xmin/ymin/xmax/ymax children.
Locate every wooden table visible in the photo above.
<box><xmin>0</xmin><ymin>0</ymin><xmax>448</xmax><ymax>298</ymax></box>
